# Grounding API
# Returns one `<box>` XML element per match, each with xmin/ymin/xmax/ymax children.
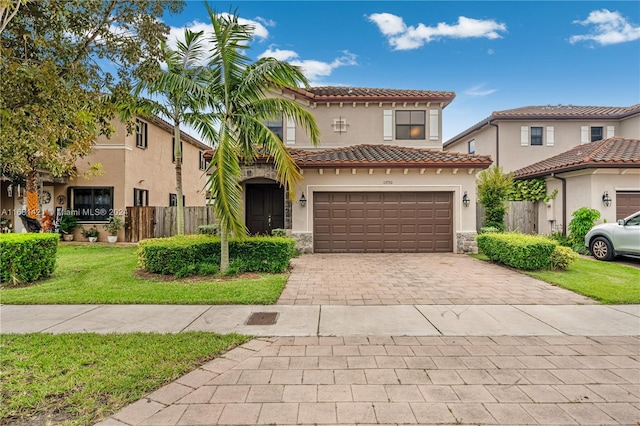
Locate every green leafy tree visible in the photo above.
<box><xmin>568</xmin><ymin>207</ymin><xmax>600</xmax><ymax>253</ymax></box>
<box><xmin>198</xmin><ymin>9</ymin><xmax>320</xmax><ymax>271</ymax></box>
<box><xmin>126</xmin><ymin>29</ymin><xmax>212</xmax><ymax>235</ymax></box>
<box><xmin>0</xmin><ymin>0</ymin><xmax>184</xmax><ymax>218</ymax></box>
<box><xmin>477</xmin><ymin>166</ymin><xmax>513</xmax><ymax>231</ymax></box>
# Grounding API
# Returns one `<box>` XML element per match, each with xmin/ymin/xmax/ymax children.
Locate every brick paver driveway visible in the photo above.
<box><xmin>279</xmin><ymin>254</ymin><xmax>594</xmax><ymax>305</ymax></box>
<box><xmin>105</xmin><ymin>335</ymin><xmax>640</xmax><ymax>425</ymax></box>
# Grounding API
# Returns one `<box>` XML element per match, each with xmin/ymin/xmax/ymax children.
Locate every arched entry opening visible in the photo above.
<box><xmin>244</xmin><ymin>179</ymin><xmax>285</xmax><ymax>235</ymax></box>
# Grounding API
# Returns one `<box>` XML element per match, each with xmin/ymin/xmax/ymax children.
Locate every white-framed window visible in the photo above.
<box><xmin>135</xmin><ymin>119</ymin><xmax>148</xmax><ymax>149</ymax></box>
<box><xmin>199</xmin><ymin>151</ymin><xmax>208</xmax><ymax>170</ymax></box>
<box><xmin>396</xmin><ymin>110</ymin><xmax>425</xmax><ymax>140</ymax></box>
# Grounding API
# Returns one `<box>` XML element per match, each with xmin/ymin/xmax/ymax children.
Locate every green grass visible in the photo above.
<box><xmin>0</xmin><ymin>332</ymin><xmax>250</xmax><ymax>426</ymax></box>
<box><xmin>471</xmin><ymin>253</ymin><xmax>640</xmax><ymax>304</ymax></box>
<box><xmin>0</xmin><ymin>244</ymin><xmax>287</xmax><ymax>304</ymax></box>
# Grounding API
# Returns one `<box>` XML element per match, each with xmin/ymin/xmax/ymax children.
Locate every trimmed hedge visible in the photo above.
<box><xmin>549</xmin><ymin>245</ymin><xmax>579</xmax><ymax>270</ymax></box>
<box><xmin>137</xmin><ymin>234</ymin><xmax>295</xmax><ymax>275</ymax></box>
<box><xmin>196</xmin><ymin>224</ymin><xmax>219</xmax><ymax>235</ymax></box>
<box><xmin>0</xmin><ymin>233</ymin><xmax>59</xmax><ymax>286</ymax></box>
<box><xmin>477</xmin><ymin>232</ymin><xmax>557</xmax><ymax>270</ymax></box>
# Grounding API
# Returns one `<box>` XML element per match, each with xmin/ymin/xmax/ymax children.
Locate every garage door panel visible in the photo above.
<box><xmin>617</xmin><ymin>192</ymin><xmax>640</xmax><ymax>220</ymax></box>
<box><xmin>314</xmin><ymin>191</ymin><xmax>453</xmax><ymax>253</ymax></box>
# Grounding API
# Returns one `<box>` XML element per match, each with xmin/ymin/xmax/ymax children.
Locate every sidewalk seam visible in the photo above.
<box><xmin>179</xmin><ymin>305</ymin><xmax>214</xmax><ymax>333</ymax></box>
<box><xmin>511</xmin><ymin>305</ymin><xmax>567</xmax><ymax>335</ymax></box>
<box><xmin>39</xmin><ymin>304</ymin><xmax>104</xmax><ymax>333</ymax></box>
<box><xmin>413</xmin><ymin>305</ymin><xmax>443</xmax><ymax>336</ymax></box>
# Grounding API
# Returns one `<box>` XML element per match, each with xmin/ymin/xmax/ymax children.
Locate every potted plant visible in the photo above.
<box><xmin>59</xmin><ymin>214</ymin><xmax>79</xmax><ymax>241</ymax></box>
<box><xmin>104</xmin><ymin>215</ymin><xmax>124</xmax><ymax>243</ymax></box>
<box><xmin>81</xmin><ymin>226</ymin><xmax>99</xmax><ymax>243</ymax></box>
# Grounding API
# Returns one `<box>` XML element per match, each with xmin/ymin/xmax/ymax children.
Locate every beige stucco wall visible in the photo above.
<box><xmin>619</xmin><ymin>114</ymin><xmax>640</xmax><ymax>138</ymax></box>
<box><xmin>540</xmin><ymin>169</ymin><xmax>640</xmax><ymax>235</ymax></box>
<box><xmin>290</xmin><ymin>167</ymin><xmax>479</xmax><ymax>250</ymax></box>
<box><xmin>446</xmin><ymin>118</ymin><xmax>635</xmax><ymax>173</ymax></box>
<box><xmin>273</xmin><ymin>92</ymin><xmax>445</xmax><ymax>150</ymax></box>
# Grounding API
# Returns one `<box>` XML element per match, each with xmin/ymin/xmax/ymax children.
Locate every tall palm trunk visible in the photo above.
<box><xmin>173</xmin><ymin>123</ymin><xmax>184</xmax><ymax>235</ymax></box>
<box><xmin>25</xmin><ymin>169</ymin><xmax>39</xmax><ymax>219</ymax></box>
<box><xmin>220</xmin><ymin>227</ymin><xmax>230</xmax><ymax>271</ymax></box>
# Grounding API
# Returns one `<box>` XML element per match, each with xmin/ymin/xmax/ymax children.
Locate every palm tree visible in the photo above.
<box><xmin>131</xmin><ymin>29</ymin><xmax>212</xmax><ymax>235</ymax></box>
<box><xmin>197</xmin><ymin>9</ymin><xmax>320</xmax><ymax>271</ymax></box>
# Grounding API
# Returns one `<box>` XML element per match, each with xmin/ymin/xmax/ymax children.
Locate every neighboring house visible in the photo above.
<box><xmin>0</xmin><ymin>115</ymin><xmax>210</xmax><ymax>240</ymax></box>
<box><xmin>443</xmin><ymin>104</ymin><xmax>640</xmax><ymax>173</ymax></box>
<box><xmin>512</xmin><ymin>137</ymin><xmax>640</xmax><ymax>235</ymax></box>
<box><xmin>229</xmin><ymin>86</ymin><xmax>493</xmax><ymax>253</ymax></box>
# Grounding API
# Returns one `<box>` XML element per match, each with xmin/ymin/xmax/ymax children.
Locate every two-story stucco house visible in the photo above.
<box><xmin>234</xmin><ymin>86</ymin><xmax>492</xmax><ymax>254</ymax></box>
<box><xmin>0</xmin><ymin>115</ymin><xmax>211</xmax><ymax>240</ymax></box>
<box><xmin>444</xmin><ymin>104</ymin><xmax>640</xmax><ymax>233</ymax></box>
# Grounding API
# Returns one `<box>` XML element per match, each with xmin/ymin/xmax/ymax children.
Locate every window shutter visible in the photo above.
<box><xmin>286</xmin><ymin>117</ymin><xmax>295</xmax><ymax>145</ymax></box>
<box><xmin>429</xmin><ymin>110</ymin><xmax>439</xmax><ymax>140</ymax></box>
<box><xmin>520</xmin><ymin>126</ymin><xmax>529</xmax><ymax>146</ymax></box>
<box><xmin>580</xmin><ymin>126</ymin><xmax>589</xmax><ymax>144</ymax></box>
<box><xmin>383</xmin><ymin>110</ymin><xmax>392</xmax><ymax>140</ymax></box>
<box><xmin>606</xmin><ymin>125</ymin><xmax>615</xmax><ymax>138</ymax></box>
<box><xmin>546</xmin><ymin>126</ymin><xmax>554</xmax><ymax>146</ymax></box>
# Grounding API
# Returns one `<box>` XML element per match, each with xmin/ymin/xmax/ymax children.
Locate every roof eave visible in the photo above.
<box><xmin>514</xmin><ymin>162</ymin><xmax>640</xmax><ymax>179</ymax></box>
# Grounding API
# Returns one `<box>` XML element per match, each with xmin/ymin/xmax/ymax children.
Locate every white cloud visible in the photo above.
<box><xmin>367</xmin><ymin>13</ymin><xmax>507</xmax><ymax>50</ymax></box>
<box><xmin>464</xmin><ymin>84</ymin><xmax>497</xmax><ymax>97</ymax></box>
<box><xmin>570</xmin><ymin>9</ymin><xmax>640</xmax><ymax>45</ymax></box>
<box><xmin>259</xmin><ymin>48</ymin><xmax>358</xmax><ymax>83</ymax></box>
<box><xmin>487</xmin><ymin>48</ymin><xmax>495</xmax><ymax>55</ymax></box>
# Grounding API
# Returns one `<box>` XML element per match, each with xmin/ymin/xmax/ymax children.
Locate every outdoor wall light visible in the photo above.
<box><xmin>7</xmin><ymin>184</ymin><xmax>12</xmax><ymax>198</ymax></box>
<box><xmin>602</xmin><ymin>191</ymin><xmax>612</xmax><ymax>207</ymax></box>
<box><xmin>462</xmin><ymin>191</ymin><xmax>470</xmax><ymax>207</ymax></box>
<box><xmin>299</xmin><ymin>192</ymin><xmax>307</xmax><ymax>208</ymax></box>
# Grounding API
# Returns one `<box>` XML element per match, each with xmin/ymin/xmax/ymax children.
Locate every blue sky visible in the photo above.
<box><xmin>163</xmin><ymin>1</ymin><xmax>640</xmax><ymax>141</ymax></box>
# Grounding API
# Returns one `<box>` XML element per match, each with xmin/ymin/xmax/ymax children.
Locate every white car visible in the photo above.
<box><xmin>585</xmin><ymin>211</ymin><xmax>640</xmax><ymax>261</ymax></box>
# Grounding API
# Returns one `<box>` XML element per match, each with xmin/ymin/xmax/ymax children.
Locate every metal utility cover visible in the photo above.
<box><xmin>246</xmin><ymin>312</ymin><xmax>279</xmax><ymax>325</ymax></box>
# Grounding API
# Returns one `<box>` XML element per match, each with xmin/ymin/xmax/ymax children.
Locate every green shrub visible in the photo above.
<box><xmin>137</xmin><ymin>234</ymin><xmax>295</xmax><ymax>275</ymax></box>
<box><xmin>0</xmin><ymin>233</ymin><xmax>59</xmax><ymax>286</ymax></box>
<box><xmin>175</xmin><ymin>262</ymin><xmax>220</xmax><ymax>278</ymax></box>
<box><xmin>477</xmin><ymin>233</ymin><xmax>557</xmax><ymax>270</ymax></box>
<box><xmin>197</xmin><ymin>224</ymin><xmax>219</xmax><ymax>235</ymax></box>
<box><xmin>480</xmin><ymin>226</ymin><xmax>500</xmax><ymax>234</ymax></box>
<box><xmin>271</xmin><ymin>228</ymin><xmax>287</xmax><ymax>237</ymax></box>
<box><xmin>549</xmin><ymin>246</ymin><xmax>579</xmax><ymax>270</ymax></box>
<box><xmin>547</xmin><ymin>231</ymin><xmax>571</xmax><ymax>247</ymax></box>
<box><xmin>568</xmin><ymin>207</ymin><xmax>600</xmax><ymax>247</ymax></box>
<box><xmin>477</xmin><ymin>166</ymin><xmax>513</xmax><ymax>231</ymax></box>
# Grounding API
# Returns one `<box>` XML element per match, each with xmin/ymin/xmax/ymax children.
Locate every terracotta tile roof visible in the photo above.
<box><xmin>294</xmin><ymin>144</ymin><xmax>492</xmax><ymax>168</ymax></box>
<box><xmin>513</xmin><ymin>137</ymin><xmax>640</xmax><ymax>178</ymax></box>
<box><xmin>444</xmin><ymin>104</ymin><xmax>640</xmax><ymax>148</ymax></box>
<box><xmin>283</xmin><ymin>86</ymin><xmax>456</xmax><ymax>105</ymax></box>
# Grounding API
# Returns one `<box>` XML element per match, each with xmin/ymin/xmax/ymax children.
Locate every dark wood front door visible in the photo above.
<box><xmin>246</xmin><ymin>184</ymin><xmax>285</xmax><ymax>235</ymax></box>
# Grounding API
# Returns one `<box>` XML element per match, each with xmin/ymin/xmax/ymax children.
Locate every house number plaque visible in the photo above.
<box><xmin>383</xmin><ymin>180</ymin><xmax>393</xmax><ymax>184</ymax></box>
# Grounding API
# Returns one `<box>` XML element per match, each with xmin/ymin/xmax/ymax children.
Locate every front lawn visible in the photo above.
<box><xmin>1</xmin><ymin>244</ymin><xmax>287</xmax><ymax>304</ymax></box>
<box><xmin>472</xmin><ymin>253</ymin><xmax>640</xmax><ymax>304</ymax></box>
<box><xmin>0</xmin><ymin>332</ymin><xmax>250</xmax><ymax>426</ymax></box>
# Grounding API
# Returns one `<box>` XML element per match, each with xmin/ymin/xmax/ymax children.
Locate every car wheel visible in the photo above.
<box><xmin>591</xmin><ymin>237</ymin><xmax>614</xmax><ymax>261</ymax></box>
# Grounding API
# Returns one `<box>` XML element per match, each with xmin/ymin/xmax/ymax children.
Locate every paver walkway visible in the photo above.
<box><xmin>99</xmin><ymin>335</ymin><xmax>640</xmax><ymax>425</ymax></box>
<box><xmin>280</xmin><ymin>254</ymin><xmax>594</xmax><ymax>305</ymax></box>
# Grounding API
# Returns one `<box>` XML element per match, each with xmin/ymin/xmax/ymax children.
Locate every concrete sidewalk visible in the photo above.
<box><xmin>2</xmin><ymin>304</ymin><xmax>639</xmax><ymax>336</ymax></box>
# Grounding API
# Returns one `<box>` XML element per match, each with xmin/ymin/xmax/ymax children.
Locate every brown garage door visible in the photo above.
<box><xmin>617</xmin><ymin>192</ymin><xmax>640</xmax><ymax>220</ymax></box>
<box><xmin>313</xmin><ymin>192</ymin><xmax>453</xmax><ymax>253</ymax></box>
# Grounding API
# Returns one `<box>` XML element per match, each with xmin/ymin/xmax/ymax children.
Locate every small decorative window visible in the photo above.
<box><xmin>169</xmin><ymin>193</ymin><xmax>185</xmax><ymax>207</ymax></box>
<box><xmin>199</xmin><ymin>151</ymin><xmax>208</xmax><ymax>170</ymax></box>
<box><xmin>332</xmin><ymin>117</ymin><xmax>348</xmax><ymax>134</ymax></box>
<box><xmin>530</xmin><ymin>127</ymin><xmax>543</xmax><ymax>146</ymax></box>
<box><xmin>135</xmin><ymin>119</ymin><xmax>148</xmax><ymax>149</ymax></box>
<box><xmin>468</xmin><ymin>139</ymin><xmax>475</xmax><ymax>154</ymax></box>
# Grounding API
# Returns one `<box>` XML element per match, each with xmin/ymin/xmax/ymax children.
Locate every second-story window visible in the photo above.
<box><xmin>591</xmin><ymin>126</ymin><xmax>603</xmax><ymax>142</ymax></box>
<box><xmin>264</xmin><ymin>114</ymin><xmax>283</xmax><ymax>141</ymax></box>
<box><xmin>396</xmin><ymin>111</ymin><xmax>425</xmax><ymax>140</ymax></box>
<box><xmin>530</xmin><ymin>127</ymin><xmax>543</xmax><ymax>146</ymax></box>
<box><xmin>133</xmin><ymin>188</ymin><xmax>148</xmax><ymax>206</ymax></box>
<box><xmin>135</xmin><ymin>119</ymin><xmax>148</xmax><ymax>149</ymax></box>
<box><xmin>199</xmin><ymin>151</ymin><xmax>208</xmax><ymax>170</ymax></box>
<box><xmin>172</xmin><ymin>138</ymin><xmax>183</xmax><ymax>163</ymax></box>
<box><xmin>468</xmin><ymin>139</ymin><xmax>475</xmax><ymax>154</ymax></box>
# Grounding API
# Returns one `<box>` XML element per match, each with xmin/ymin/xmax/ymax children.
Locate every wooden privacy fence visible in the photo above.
<box><xmin>476</xmin><ymin>201</ymin><xmax>538</xmax><ymax>234</ymax></box>
<box><xmin>126</xmin><ymin>206</ymin><xmax>216</xmax><ymax>242</ymax></box>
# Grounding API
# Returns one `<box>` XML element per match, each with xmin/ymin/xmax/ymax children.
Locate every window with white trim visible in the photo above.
<box><xmin>135</xmin><ymin>119</ymin><xmax>148</xmax><ymax>149</ymax></box>
<box><xmin>396</xmin><ymin>111</ymin><xmax>425</xmax><ymax>140</ymax></box>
